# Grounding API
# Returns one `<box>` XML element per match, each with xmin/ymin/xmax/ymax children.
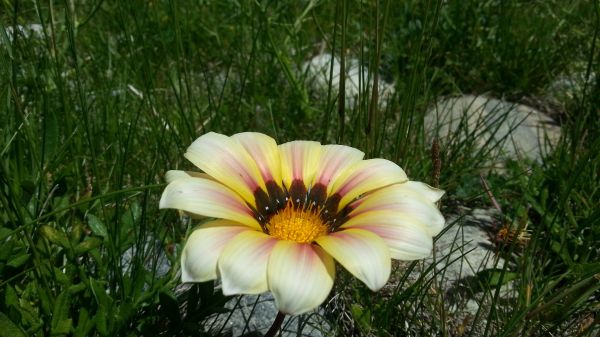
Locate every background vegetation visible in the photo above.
<box><xmin>1</xmin><ymin>0</ymin><xmax>598</xmax><ymax>336</ymax></box>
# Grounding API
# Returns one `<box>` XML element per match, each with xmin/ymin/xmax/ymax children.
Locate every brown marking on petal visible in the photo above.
<box><xmin>253</xmin><ymin>188</ymin><xmax>272</xmax><ymax>225</ymax></box>
<box><xmin>307</xmin><ymin>183</ymin><xmax>327</xmax><ymax>210</ymax></box>
<box><xmin>289</xmin><ymin>179</ymin><xmax>307</xmax><ymax>208</ymax></box>
<box><xmin>265</xmin><ymin>180</ymin><xmax>287</xmax><ymax>211</ymax></box>
<box><xmin>320</xmin><ymin>193</ymin><xmax>341</xmax><ymax>225</ymax></box>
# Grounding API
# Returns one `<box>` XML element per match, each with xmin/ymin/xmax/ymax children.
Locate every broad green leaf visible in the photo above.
<box><xmin>86</xmin><ymin>214</ymin><xmax>108</xmax><ymax>238</ymax></box>
<box><xmin>7</xmin><ymin>253</ymin><xmax>30</xmax><ymax>268</ymax></box>
<box><xmin>0</xmin><ymin>312</ymin><xmax>27</xmax><ymax>337</ymax></box>
<box><xmin>39</xmin><ymin>225</ymin><xmax>70</xmax><ymax>248</ymax></box>
<box><xmin>51</xmin><ymin>291</ymin><xmax>72</xmax><ymax>336</ymax></box>
<box><xmin>0</xmin><ymin>227</ymin><xmax>12</xmax><ymax>241</ymax></box>
<box><xmin>74</xmin><ymin>237</ymin><xmax>102</xmax><ymax>255</ymax></box>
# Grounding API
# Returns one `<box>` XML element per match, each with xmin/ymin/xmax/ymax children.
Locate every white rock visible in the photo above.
<box><xmin>303</xmin><ymin>53</ymin><xmax>395</xmax><ymax>108</ymax></box>
<box><xmin>425</xmin><ymin>95</ymin><xmax>561</xmax><ymax>165</ymax></box>
<box><xmin>430</xmin><ymin>208</ymin><xmax>504</xmax><ymax>290</ymax></box>
<box><xmin>3</xmin><ymin>24</ymin><xmax>44</xmax><ymax>42</ymax></box>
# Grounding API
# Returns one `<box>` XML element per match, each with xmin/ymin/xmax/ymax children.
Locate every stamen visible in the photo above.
<box><xmin>266</xmin><ymin>199</ymin><xmax>329</xmax><ymax>243</ymax></box>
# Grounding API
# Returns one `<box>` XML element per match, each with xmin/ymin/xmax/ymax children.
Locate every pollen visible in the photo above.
<box><xmin>266</xmin><ymin>201</ymin><xmax>329</xmax><ymax>243</ymax></box>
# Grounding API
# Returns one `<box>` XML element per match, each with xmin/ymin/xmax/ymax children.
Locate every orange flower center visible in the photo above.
<box><xmin>266</xmin><ymin>201</ymin><xmax>329</xmax><ymax>243</ymax></box>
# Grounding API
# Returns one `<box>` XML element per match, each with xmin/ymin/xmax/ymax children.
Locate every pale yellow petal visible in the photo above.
<box><xmin>328</xmin><ymin>159</ymin><xmax>408</xmax><ymax>210</ymax></box>
<box><xmin>218</xmin><ymin>231</ymin><xmax>277</xmax><ymax>295</ymax></box>
<box><xmin>181</xmin><ymin>221</ymin><xmax>250</xmax><ymax>282</ymax></box>
<box><xmin>349</xmin><ymin>184</ymin><xmax>445</xmax><ymax>236</ymax></box>
<box><xmin>232</xmin><ymin>132</ymin><xmax>282</xmax><ymax>187</ymax></box>
<box><xmin>165</xmin><ymin>170</ymin><xmax>213</xmax><ymax>183</ymax></box>
<box><xmin>279</xmin><ymin>141</ymin><xmax>322</xmax><ymax>190</ymax></box>
<box><xmin>341</xmin><ymin>211</ymin><xmax>434</xmax><ymax>260</ymax></box>
<box><xmin>313</xmin><ymin>144</ymin><xmax>364</xmax><ymax>187</ymax></box>
<box><xmin>185</xmin><ymin>132</ymin><xmax>266</xmax><ymax>205</ymax></box>
<box><xmin>401</xmin><ymin>181</ymin><xmax>445</xmax><ymax>203</ymax></box>
<box><xmin>316</xmin><ymin>228</ymin><xmax>390</xmax><ymax>291</ymax></box>
<box><xmin>159</xmin><ymin>177</ymin><xmax>260</xmax><ymax>230</ymax></box>
<box><xmin>268</xmin><ymin>241</ymin><xmax>335</xmax><ymax>315</ymax></box>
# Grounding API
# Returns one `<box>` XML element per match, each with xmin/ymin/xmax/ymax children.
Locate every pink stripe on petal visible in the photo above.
<box><xmin>329</xmin><ymin>159</ymin><xmax>408</xmax><ymax>211</ymax></box>
<box><xmin>181</xmin><ymin>221</ymin><xmax>250</xmax><ymax>283</ymax></box>
<box><xmin>279</xmin><ymin>141</ymin><xmax>322</xmax><ymax>190</ymax></box>
<box><xmin>316</xmin><ymin>229</ymin><xmax>391</xmax><ymax>291</ymax></box>
<box><xmin>219</xmin><ymin>231</ymin><xmax>277</xmax><ymax>295</ymax></box>
<box><xmin>185</xmin><ymin>132</ymin><xmax>266</xmax><ymax>205</ymax></box>
<box><xmin>160</xmin><ymin>177</ymin><xmax>260</xmax><ymax>229</ymax></box>
<box><xmin>348</xmin><ymin>184</ymin><xmax>445</xmax><ymax>236</ymax></box>
<box><xmin>268</xmin><ymin>241</ymin><xmax>335</xmax><ymax>315</ymax></box>
<box><xmin>314</xmin><ymin>145</ymin><xmax>364</xmax><ymax>187</ymax></box>
<box><xmin>232</xmin><ymin>132</ymin><xmax>282</xmax><ymax>185</ymax></box>
<box><xmin>341</xmin><ymin>211</ymin><xmax>434</xmax><ymax>260</ymax></box>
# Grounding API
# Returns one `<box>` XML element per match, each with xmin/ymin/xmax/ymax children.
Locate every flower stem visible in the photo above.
<box><xmin>264</xmin><ymin>311</ymin><xmax>286</xmax><ymax>337</ymax></box>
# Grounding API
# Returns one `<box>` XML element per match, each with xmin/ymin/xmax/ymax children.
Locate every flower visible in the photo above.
<box><xmin>160</xmin><ymin>132</ymin><xmax>445</xmax><ymax>315</ymax></box>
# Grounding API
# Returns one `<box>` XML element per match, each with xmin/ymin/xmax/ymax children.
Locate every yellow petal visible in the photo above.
<box><xmin>349</xmin><ymin>184</ymin><xmax>445</xmax><ymax>236</ymax></box>
<box><xmin>165</xmin><ymin>170</ymin><xmax>213</xmax><ymax>183</ymax></box>
<box><xmin>341</xmin><ymin>211</ymin><xmax>434</xmax><ymax>260</ymax></box>
<box><xmin>232</xmin><ymin>132</ymin><xmax>282</xmax><ymax>187</ymax></box>
<box><xmin>328</xmin><ymin>159</ymin><xmax>408</xmax><ymax>211</ymax></box>
<box><xmin>268</xmin><ymin>241</ymin><xmax>335</xmax><ymax>315</ymax></box>
<box><xmin>181</xmin><ymin>221</ymin><xmax>250</xmax><ymax>283</ymax></box>
<box><xmin>313</xmin><ymin>144</ymin><xmax>364</xmax><ymax>187</ymax></box>
<box><xmin>401</xmin><ymin>181</ymin><xmax>445</xmax><ymax>203</ymax></box>
<box><xmin>218</xmin><ymin>231</ymin><xmax>277</xmax><ymax>295</ymax></box>
<box><xmin>279</xmin><ymin>141</ymin><xmax>322</xmax><ymax>190</ymax></box>
<box><xmin>316</xmin><ymin>228</ymin><xmax>391</xmax><ymax>291</ymax></box>
<box><xmin>159</xmin><ymin>177</ymin><xmax>261</xmax><ymax>230</ymax></box>
<box><xmin>185</xmin><ymin>132</ymin><xmax>266</xmax><ymax>206</ymax></box>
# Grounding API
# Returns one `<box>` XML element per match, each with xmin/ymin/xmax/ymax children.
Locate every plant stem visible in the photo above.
<box><xmin>264</xmin><ymin>311</ymin><xmax>286</xmax><ymax>337</ymax></box>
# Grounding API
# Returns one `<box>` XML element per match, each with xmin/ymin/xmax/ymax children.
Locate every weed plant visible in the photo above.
<box><xmin>0</xmin><ymin>0</ymin><xmax>598</xmax><ymax>336</ymax></box>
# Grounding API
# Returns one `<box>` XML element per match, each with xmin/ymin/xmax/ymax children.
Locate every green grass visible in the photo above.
<box><xmin>1</xmin><ymin>0</ymin><xmax>599</xmax><ymax>336</ymax></box>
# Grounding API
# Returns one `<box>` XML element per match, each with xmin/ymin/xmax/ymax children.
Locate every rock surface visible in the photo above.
<box><xmin>425</xmin><ymin>95</ymin><xmax>561</xmax><ymax>165</ymax></box>
<box><xmin>303</xmin><ymin>53</ymin><xmax>395</xmax><ymax>108</ymax></box>
<box><xmin>430</xmin><ymin>208</ymin><xmax>504</xmax><ymax>290</ymax></box>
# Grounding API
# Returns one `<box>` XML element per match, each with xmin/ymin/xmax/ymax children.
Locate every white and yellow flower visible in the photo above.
<box><xmin>160</xmin><ymin>132</ymin><xmax>444</xmax><ymax>315</ymax></box>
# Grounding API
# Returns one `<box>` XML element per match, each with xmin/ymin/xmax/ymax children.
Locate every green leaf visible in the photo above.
<box><xmin>86</xmin><ymin>214</ymin><xmax>108</xmax><ymax>238</ymax></box>
<box><xmin>0</xmin><ymin>312</ymin><xmax>27</xmax><ymax>337</ymax></box>
<box><xmin>350</xmin><ymin>303</ymin><xmax>373</xmax><ymax>332</ymax></box>
<box><xmin>73</xmin><ymin>308</ymin><xmax>94</xmax><ymax>337</ymax></box>
<box><xmin>39</xmin><ymin>225</ymin><xmax>70</xmax><ymax>248</ymax></box>
<box><xmin>43</xmin><ymin>109</ymin><xmax>59</xmax><ymax>160</ymax></box>
<box><xmin>74</xmin><ymin>237</ymin><xmax>102</xmax><ymax>256</ymax></box>
<box><xmin>7</xmin><ymin>253</ymin><xmax>30</xmax><ymax>268</ymax></box>
<box><xmin>0</xmin><ymin>227</ymin><xmax>12</xmax><ymax>241</ymax></box>
<box><xmin>51</xmin><ymin>291</ymin><xmax>72</xmax><ymax>336</ymax></box>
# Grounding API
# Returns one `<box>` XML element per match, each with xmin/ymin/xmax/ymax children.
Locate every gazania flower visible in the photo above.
<box><xmin>160</xmin><ymin>132</ymin><xmax>444</xmax><ymax>315</ymax></box>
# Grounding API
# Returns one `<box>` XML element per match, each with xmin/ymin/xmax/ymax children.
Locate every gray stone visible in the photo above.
<box><xmin>425</xmin><ymin>95</ymin><xmax>561</xmax><ymax>166</ymax></box>
<box><xmin>428</xmin><ymin>208</ymin><xmax>504</xmax><ymax>291</ymax></box>
<box><xmin>303</xmin><ymin>53</ymin><xmax>395</xmax><ymax>108</ymax></box>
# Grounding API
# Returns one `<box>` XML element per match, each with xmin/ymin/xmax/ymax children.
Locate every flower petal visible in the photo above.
<box><xmin>341</xmin><ymin>211</ymin><xmax>434</xmax><ymax>260</ymax></box>
<box><xmin>316</xmin><ymin>228</ymin><xmax>390</xmax><ymax>291</ymax></box>
<box><xmin>313</xmin><ymin>144</ymin><xmax>364</xmax><ymax>187</ymax></box>
<box><xmin>165</xmin><ymin>170</ymin><xmax>213</xmax><ymax>183</ymax></box>
<box><xmin>185</xmin><ymin>132</ymin><xmax>266</xmax><ymax>205</ymax></box>
<box><xmin>349</xmin><ymin>184</ymin><xmax>445</xmax><ymax>236</ymax></box>
<box><xmin>160</xmin><ymin>177</ymin><xmax>261</xmax><ymax>229</ymax></box>
<box><xmin>232</xmin><ymin>132</ymin><xmax>282</xmax><ymax>187</ymax></box>
<box><xmin>181</xmin><ymin>221</ymin><xmax>250</xmax><ymax>282</ymax></box>
<box><xmin>328</xmin><ymin>159</ymin><xmax>408</xmax><ymax>210</ymax></box>
<box><xmin>279</xmin><ymin>140</ymin><xmax>322</xmax><ymax>190</ymax></box>
<box><xmin>268</xmin><ymin>241</ymin><xmax>335</xmax><ymax>315</ymax></box>
<box><xmin>218</xmin><ymin>231</ymin><xmax>277</xmax><ymax>295</ymax></box>
<box><xmin>401</xmin><ymin>181</ymin><xmax>445</xmax><ymax>203</ymax></box>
